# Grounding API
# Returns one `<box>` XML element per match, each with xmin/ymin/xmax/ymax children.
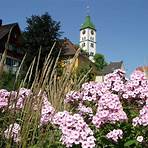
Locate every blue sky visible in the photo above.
<box><xmin>0</xmin><ymin>0</ymin><xmax>148</xmax><ymax>75</ymax></box>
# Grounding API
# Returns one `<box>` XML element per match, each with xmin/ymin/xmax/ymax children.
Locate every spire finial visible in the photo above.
<box><xmin>86</xmin><ymin>5</ymin><xmax>90</xmax><ymax>16</ymax></box>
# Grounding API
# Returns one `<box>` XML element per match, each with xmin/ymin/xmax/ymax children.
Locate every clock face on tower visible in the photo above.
<box><xmin>82</xmin><ymin>30</ymin><xmax>86</xmax><ymax>34</ymax></box>
<box><xmin>91</xmin><ymin>30</ymin><xmax>94</xmax><ymax>35</ymax></box>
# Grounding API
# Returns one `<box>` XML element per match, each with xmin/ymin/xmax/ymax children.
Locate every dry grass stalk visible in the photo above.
<box><xmin>3</xmin><ymin>43</ymin><xmax>91</xmax><ymax>148</ymax></box>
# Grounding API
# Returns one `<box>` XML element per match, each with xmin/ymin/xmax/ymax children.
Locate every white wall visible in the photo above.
<box><xmin>80</xmin><ymin>28</ymin><xmax>96</xmax><ymax>57</ymax></box>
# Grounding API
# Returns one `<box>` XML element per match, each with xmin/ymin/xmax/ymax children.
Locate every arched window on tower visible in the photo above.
<box><xmin>82</xmin><ymin>43</ymin><xmax>85</xmax><ymax>47</ymax></box>
<box><xmin>90</xmin><ymin>43</ymin><xmax>94</xmax><ymax>48</ymax></box>
<box><xmin>90</xmin><ymin>37</ymin><xmax>94</xmax><ymax>41</ymax></box>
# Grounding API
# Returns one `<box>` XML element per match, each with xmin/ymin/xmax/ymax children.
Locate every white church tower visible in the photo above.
<box><xmin>80</xmin><ymin>15</ymin><xmax>96</xmax><ymax>62</ymax></box>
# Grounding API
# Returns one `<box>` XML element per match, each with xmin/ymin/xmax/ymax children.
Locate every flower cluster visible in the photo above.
<box><xmin>104</xmin><ymin>69</ymin><xmax>126</xmax><ymax>92</ymax></box>
<box><xmin>130</xmin><ymin>70</ymin><xmax>146</xmax><ymax>81</ymax></box>
<box><xmin>52</xmin><ymin>111</ymin><xmax>96</xmax><ymax>148</ymax></box>
<box><xmin>106</xmin><ymin>129</ymin><xmax>123</xmax><ymax>142</ymax></box>
<box><xmin>65</xmin><ymin>81</ymin><xmax>101</xmax><ymax>104</ymax></box>
<box><xmin>64</xmin><ymin>69</ymin><xmax>128</xmax><ymax>128</ymax></box>
<box><xmin>0</xmin><ymin>88</ymin><xmax>32</xmax><ymax>110</ymax></box>
<box><xmin>0</xmin><ymin>89</ymin><xmax>10</xmax><ymax>109</ymax></box>
<box><xmin>0</xmin><ymin>88</ymin><xmax>55</xmax><ymax>125</ymax></box>
<box><xmin>1</xmin><ymin>69</ymin><xmax>148</xmax><ymax>147</ymax></box>
<box><xmin>11</xmin><ymin>88</ymin><xmax>32</xmax><ymax>109</ymax></box>
<box><xmin>81</xmin><ymin>81</ymin><xmax>101</xmax><ymax>102</ymax></box>
<box><xmin>132</xmin><ymin>104</ymin><xmax>148</xmax><ymax>126</ymax></box>
<box><xmin>77</xmin><ymin>103</ymin><xmax>93</xmax><ymax>116</ymax></box>
<box><xmin>65</xmin><ymin>91</ymin><xmax>81</xmax><ymax>103</ymax></box>
<box><xmin>1</xmin><ymin>88</ymin><xmax>55</xmax><ymax>142</ymax></box>
<box><xmin>4</xmin><ymin>123</ymin><xmax>21</xmax><ymax>143</ymax></box>
<box><xmin>92</xmin><ymin>92</ymin><xmax>127</xmax><ymax>128</ymax></box>
<box><xmin>122</xmin><ymin>70</ymin><xmax>148</xmax><ymax>101</ymax></box>
<box><xmin>40</xmin><ymin>93</ymin><xmax>55</xmax><ymax>125</ymax></box>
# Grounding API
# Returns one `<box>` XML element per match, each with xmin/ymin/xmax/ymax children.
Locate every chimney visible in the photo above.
<box><xmin>0</xmin><ymin>19</ymin><xmax>2</xmax><ymax>26</ymax></box>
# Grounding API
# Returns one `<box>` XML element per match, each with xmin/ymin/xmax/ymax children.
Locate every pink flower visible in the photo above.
<box><xmin>40</xmin><ymin>94</ymin><xmax>55</xmax><ymax>125</ymax></box>
<box><xmin>4</xmin><ymin>123</ymin><xmax>21</xmax><ymax>143</ymax></box>
<box><xmin>132</xmin><ymin>105</ymin><xmax>148</xmax><ymax>126</ymax></box>
<box><xmin>0</xmin><ymin>89</ymin><xmax>10</xmax><ymax>108</ymax></box>
<box><xmin>53</xmin><ymin>111</ymin><xmax>96</xmax><ymax>148</ymax></box>
<box><xmin>106</xmin><ymin>129</ymin><xmax>123</xmax><ymax>142</ymax></box>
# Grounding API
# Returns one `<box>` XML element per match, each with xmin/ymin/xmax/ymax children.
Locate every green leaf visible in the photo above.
<box><xmin>124</xmin><ymin>140</ymin><xmax>137</xmax><ymax>147</ymax></box>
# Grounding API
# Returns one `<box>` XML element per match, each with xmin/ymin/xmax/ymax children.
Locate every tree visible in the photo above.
<box><xmin>94</xmin><ymin>53</ymin><xmax>107</xmax><ymax>71</ymax></box>
<box><xmin>0</xmin><ymin>71</ymin><xmax>16</xmax><ymax>91</ymax></box>
<box><xmin>76</xmin><ymin>64</ymin><xmax>95</xmax><ymax>81</ymax></box>
<box><xmin>22</xmin><ymin>12</ymin><xmax>62</xmax><ymax>71</ymax></box>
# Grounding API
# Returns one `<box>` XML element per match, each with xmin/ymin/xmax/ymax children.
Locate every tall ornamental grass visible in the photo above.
<box><xmin>0</xmin><ymin>44</ymin><xmax>89</xmax><ymax>148</ymax></box>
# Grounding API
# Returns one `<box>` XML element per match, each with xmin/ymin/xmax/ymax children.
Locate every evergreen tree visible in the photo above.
<box><xmin>22</xmin><ymin>12</ymin><xmax>62</xmax><ymax>71</ymax></box>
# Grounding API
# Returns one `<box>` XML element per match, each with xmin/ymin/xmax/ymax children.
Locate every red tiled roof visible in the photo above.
<box><xmin>60</xmin><ymin>38</ymin><xmax>77</xmax><ymax>56</ymax></box>
<box><xmin>136</xmin><ymin>66</ymin><xmax>148</xmax><ymax>72</ymax></box>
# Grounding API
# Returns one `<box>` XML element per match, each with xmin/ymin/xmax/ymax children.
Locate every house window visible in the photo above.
<box><xmin>13</xmin><ymin>60</ymin><xmax>19</xmax><ymax>66</ymax></box>
<box><xmin>6</xmin><ymin>58</ymin><xmax>13</xmax><ymax>66</ymax></box>
<box><xmin>90</xmin><ymin>43</ymin><xmax>94</xmax><ymax>48</ymax></box>
<box><xmin>63</xmin><ymin>59</ymin><xmax>70</xmax><ymax>64</ymax></box>
<box><xmin>6</xmin><ymin>58</ymin><xmax>19</xmax><ymax>67</ymax></box>
<box><xmin>8</xmin><ymin>44</ymin><xmax>13</xmax><ymax>51</ymax></box>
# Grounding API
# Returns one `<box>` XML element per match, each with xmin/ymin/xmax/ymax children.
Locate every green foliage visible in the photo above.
<box><xmin>76</xmin><ymin>64</ymin><xmax>95</xmax><ymax>81</ymax></box>
<box><xmin>124</xmin><ymin>139</ymin><xmax>137</xmax><ymax>147</ymax></box>
<box><xmin>94</xmin><ymin>53</ymin><xmax>107</xmax><ymax>71</ymax></box>
<box><xmin>22</xmin><ymin>12</ymin><xmax>62</xmax><ymax>72</ymax></box>
<box><xmin>90</xmin><ymin>100</ymin><xmax>148</xmax><ymax>148</ymax></box>
<box><xmin>0</xmin><ymin>71</ymin><xmax>16</xmax><ymax>91</ymax></box>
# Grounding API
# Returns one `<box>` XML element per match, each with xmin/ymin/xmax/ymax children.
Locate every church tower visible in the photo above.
<box><xmin>80</xmin><ymin>15</ymin><xmax>96</xmax><ymax>62</ymax></box>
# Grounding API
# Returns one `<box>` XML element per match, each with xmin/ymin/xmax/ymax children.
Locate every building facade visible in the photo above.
<box><xmin>95</xmin><ymin>61</ymin><xmax>124</xmax><ymax>82</ymax></box>
<box><xmin>59</xmin><ymin>38</ymin><xmax>98</xmax><ymax>78</ymax></box>
<box><xmin>0</xmin><ymin>21</ymin><xmax>23</xmax><ymax>73</ymax></box>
